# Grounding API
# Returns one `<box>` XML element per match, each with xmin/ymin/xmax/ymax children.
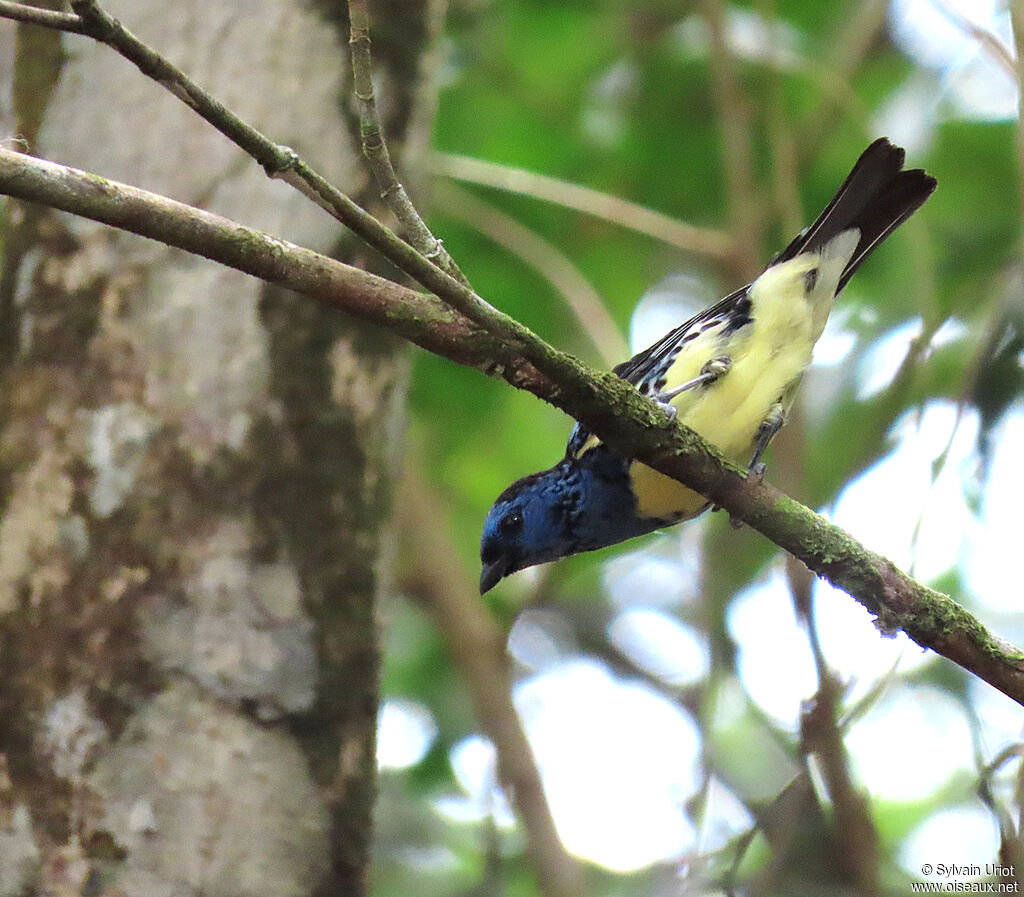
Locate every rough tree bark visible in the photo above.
<box><xmin>0</xmin><ymin>2</ymin><xmax>437</xmax><ymax>894</ymax></box>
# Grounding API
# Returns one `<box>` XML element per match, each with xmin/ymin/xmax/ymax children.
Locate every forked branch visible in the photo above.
<box><xmin>2</xmin><ymin>148</ymin><xmax>1022</xmax><ymax>710</ymax></box>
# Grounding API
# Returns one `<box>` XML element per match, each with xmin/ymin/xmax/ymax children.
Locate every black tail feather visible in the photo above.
<box><xmin>772</xmin><ymin>138</ymin><xmax>936</xmax><ymax>293</ymax></box>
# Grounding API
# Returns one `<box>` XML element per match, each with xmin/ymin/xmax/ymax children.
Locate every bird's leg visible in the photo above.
<box><xmin>748</xmin><ymin>403</ymin><xmax>786</xmax><ymax>478</ymax></box>
<box><xmin>656</xmin><ymin>355</ymin><xmax>733</xmax><ymax>419</ymax></box>
<box><xmin>726</xmin><ymin>403</ymin><xmax>786</xmax><ymax>529</ymax></box>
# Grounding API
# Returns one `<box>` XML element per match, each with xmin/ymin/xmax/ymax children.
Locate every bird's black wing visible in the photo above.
<box><xmin>611</xmin><ymin>285</ymin><xmax>752</xmax><ymax>388</ymax></box>
<box><xmin>565</xmin><ymin>285</ymin><xmax>752</xmax><ymax>458</ymax></box>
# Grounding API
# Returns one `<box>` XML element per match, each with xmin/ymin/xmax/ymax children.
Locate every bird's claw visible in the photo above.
<box><xmin>654</xmin><ymin>354</ymin><xmax>734</xmax><ymax>409</ymax></box>
<box><xmin>700</xmin><ymin>355</ymin><xmax>733</xmax><ymax>379</ymax></box>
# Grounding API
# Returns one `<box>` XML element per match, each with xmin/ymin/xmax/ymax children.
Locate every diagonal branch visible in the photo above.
<box><xmin>0</xmin><ymin>148</ymin><xmax>488</xmax><ymax>360</ymax></box>
<box><xmin>63</xmin><ymin>0</ymin><xmax>295</xmax><ymax>176</ymax></box>
<box><xmin>346</xmin><ymin>0</ymin><xmax>466</xmax><ymax>283</ymax></box>
<box><xmin>4</xmin><ymin>146</ymin><xmax>1024</xmax><ymax>708</ymax></box>
<box><xmin>429</xmin><ymin>152</ymin><xmax>734</xmax><ymax>261</ymax></box>
<box><xmin>935</xmin><ymin>0</ymin><xmax>1016</xmax><ymax>79</ymax></box>
<box><xmin>794</xmin><ymin>0</ymin><xmax>889</xmax><ymax>164</ymax></box>
<box><xmin>702</xmin><ymin>0</ymin><xmax>762</xmax><ymax>281</ymax></box>
<box><xmin>1013</xmin><ymin>0</ymin><xmax>1024</xmax><ymax>224</ymax></box>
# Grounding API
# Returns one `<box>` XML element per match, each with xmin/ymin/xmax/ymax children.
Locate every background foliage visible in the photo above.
<box><xmin>375</xmin><ymin>0</ymin><xmax>1024</xmax><ymax>895</ymax></box>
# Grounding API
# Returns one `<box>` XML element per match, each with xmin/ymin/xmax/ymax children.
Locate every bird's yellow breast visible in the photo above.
<box><xmin>629</xmin><ymin>258</ymin><xmax>824</xmax><ymax>520</ymax></box>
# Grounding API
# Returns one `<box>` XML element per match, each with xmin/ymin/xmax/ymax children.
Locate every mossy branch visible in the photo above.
<box><xmin>2</xmin><ymin>146</ymin><xmax>1021</xmax><ymax>707</ymax></box>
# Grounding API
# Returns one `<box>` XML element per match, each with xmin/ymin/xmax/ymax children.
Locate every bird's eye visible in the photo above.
<box><xmin>499</xmin><ymin>511</ymin><xmax>524</xmax><ymax>536</ymax></box>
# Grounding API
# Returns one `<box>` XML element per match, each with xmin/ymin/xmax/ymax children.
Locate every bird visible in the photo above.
<box><xmin>479</xmin><ymin>138</ymin><xmax>936</xmax><ymax>594</ymax></box>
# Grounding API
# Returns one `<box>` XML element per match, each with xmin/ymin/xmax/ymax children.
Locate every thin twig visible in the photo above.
<box><xmin>758</xmin><ymin>0</ymin><xmax>804</xmax><ymax>241</ymax></box>
<box><xmin>6</xmin><ymin>0</ymin><xmax>703</xmax><ymax>362</ymax></box>
<box><xmin>933</xmin><ymin>0</ymin><xmax>1017</xmax><ymax>79</ymax></box>
<box><xmin>976</xmin><ymin>743</ymin><xmax>1024</xmax><ymax>885</ymax></box>
<box><xmin>64</xmin><ymin>1</ymin><xmax>293</xmax><ymax>174</ymax></box>
<box><xmin>702</xmin><ymin>0</ymin><xmax>762</xmax><ymax>281</ymax></box>
<box><xmin>433</xmin><ymin>180</ymin><xmax>628</xmax><ymax>366</ymax></box>
<box><xmin>4</xmin><ymin>148</ymin><xmax>1024</xmax><ymax>710</ymax></box>
<box><xmin>280</xmin><ymin>157</ymin><xmax>567</xmax><ymax>358</ymax></box>
<box><xmin>1013</xmin><ymin>0</ymin><xmax>1024</xmax><ymax>224</ymax></box>
<box><xmin>796</xmin><ymin>0</ymin><xmax>889</xmax><ymax>164</ymax></box>
<box><xmin>429</xmin><ymin>152</ymin><xmax>734</xmax><ymax>261</ymax></box>
<box><xmin>800</xmin><ymin>609</ymin><xmax>881</xmax><ymax>895</ymax></box>
<box><xmin>346</xmin><ymin>0</ymin><xmax>466</xmax><ymax>283</ymax></box>
<box><xmin>0</xmin><ymin>0</ymin><xmax>84</xmax><ymax>32</ymax></box>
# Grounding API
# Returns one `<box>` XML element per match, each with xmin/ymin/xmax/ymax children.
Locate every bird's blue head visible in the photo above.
<box><xmin>479</xmin><ymin>464</ymin><xmax>572</xmax><ymax>594</ymax></box>
<box><xmin>479</xmin><ymin>448</ymin><xmax>659</xmax><ymax>593</ymax></box>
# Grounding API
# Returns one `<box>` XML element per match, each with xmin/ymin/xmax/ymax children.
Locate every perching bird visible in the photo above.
<box><xmin>479</xmin><ymin>138</ymin><xmax>936</xmax><ymax>594</ymax></box>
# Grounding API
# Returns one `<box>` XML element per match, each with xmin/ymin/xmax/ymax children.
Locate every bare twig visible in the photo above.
<box><xmin>429</xmin><ymin>152</ymin><xmax>734</xmax><ymax>261</ymax></box>
<box><xmin>800</xmin><ymin>613</ymin><xmax>881</xmax><ymax>895</ymax></box>
<box><xmin>933</xmin><ymin>0</ymin><xmax>1016</xmax><ymax>79</ymax></box>
<box><xmin>281</xmin><ymin>159</ymin><xmax>524</xmax><ymax>339</ymax></box>
<box><xmin>60</xmin><ymin>1</ymin><xmax>294</xmax><ymax>175</ymax></box>
<box><xmin>702</xmin><ymin>0</ymin><xmax>762</xmax><ymax>281</ymax></box>
<box><xmin>0</xmin><ymin>0</ymin><xmax>84</xmax><ymax>32</ymax></box>
<box><xmin>0</xmin><ymin>0</ymin><xmax>722</xmax><ymax>399</ymax></box>
<box><xmin>346</xmin><ymin>0</ymin><xmax>466</xmax><ymax>283</ymax></box>
<box><xmin>4</xmin><ymin>148</ymin><xmax>1024</xmax><ymax>710</ymax></box>
<box><xmin>796</xmin><ymin>0</ymin><xmax>889</xmax><ymax>163</ymax></box>
<box><xmin>1013</xmin><ymin>0</ymin><xmax>1024</xmax><ymax>223</ymax></box>
<box><xmin>757</xmin><ymin>0</ymin><xmax>804</xmax><ymax>241</ymax></box>
<box><xmin>433</xmin><ymin>180</ymin><xmax>628</xmax><ymax>366</ymax></box>
<box><xmin>976</xmin><ymin>744</ymin><xmax>1024</xmax><ymax>886</ymax></box>
<box><xmin>399</xmin><ymin>466</ymin><xmax>585</xmax><ymax>897</ymax></box>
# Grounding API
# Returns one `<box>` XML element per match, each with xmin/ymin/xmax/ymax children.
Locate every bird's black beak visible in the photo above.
<box><xmin>479</xmin><ymin>557</ymin><xmax>508</xmax><ymax>595</ymax></box>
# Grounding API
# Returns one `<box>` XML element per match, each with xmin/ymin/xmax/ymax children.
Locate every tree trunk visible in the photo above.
<box><xmin>0</xmin><ymin>2</ymin><xmax>436</xmax><ymax>894</ymax></box>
